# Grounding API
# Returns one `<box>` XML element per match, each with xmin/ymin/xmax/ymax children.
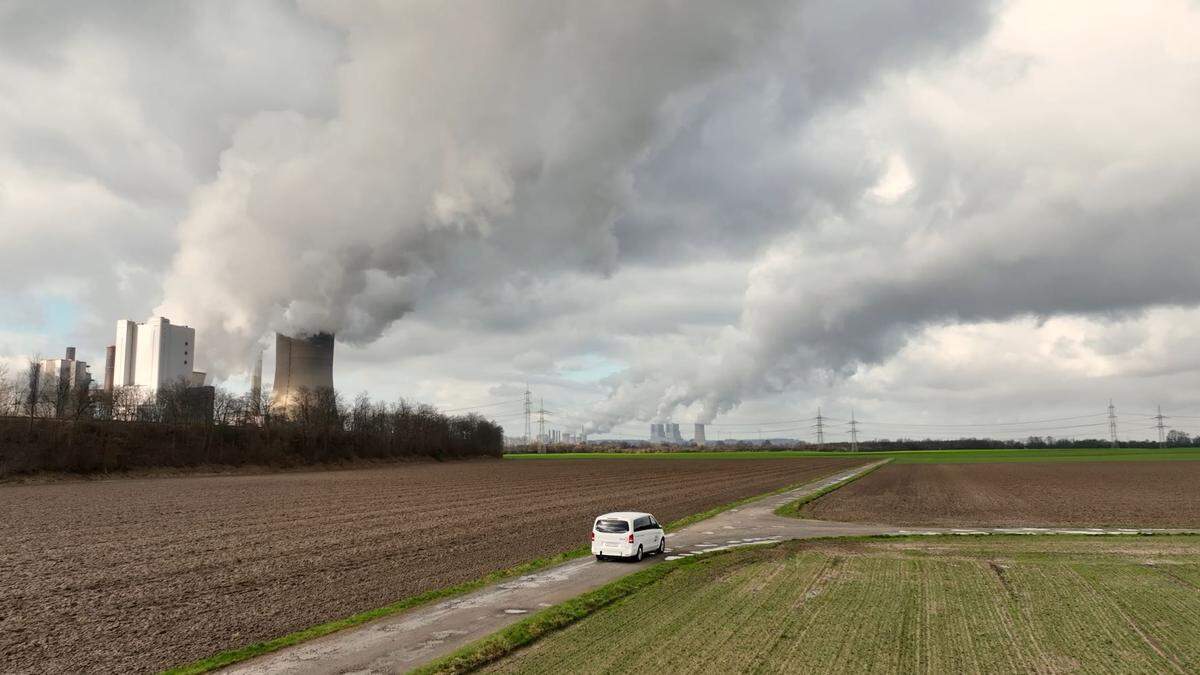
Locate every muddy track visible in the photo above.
<box><xmin>0</xmin><ymin>456</ymin><xmax>857</xmax><ymax>674</ymax></box>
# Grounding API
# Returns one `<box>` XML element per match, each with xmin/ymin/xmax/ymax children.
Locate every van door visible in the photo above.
<box><xmin>640</xmin><ymin>516</ymin><xmax>655</xmax><ymax>550</ymax></box>
<box><xmin>632</xmin><ymin>516</ymin><xmax>648</xmax><ymax>551</ymax></box>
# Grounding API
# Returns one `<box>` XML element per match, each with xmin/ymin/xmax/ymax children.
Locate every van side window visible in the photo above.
<box><xmin>634</xmin><ymin>517</ymin><xmax>648</xmax><ymax>531</ymax></box>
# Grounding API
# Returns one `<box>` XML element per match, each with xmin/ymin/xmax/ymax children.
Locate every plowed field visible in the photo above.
<box><xmin>806</xmin><ymin>460</ymin><xmax>1200</xmax><ymax>527</ymax></box>
<box><xmin>0</xmin><ymin>457</ymin><xmax>856</xmax><ymax>673</ymax></box>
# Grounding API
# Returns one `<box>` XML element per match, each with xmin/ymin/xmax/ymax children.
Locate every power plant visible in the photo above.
<box><xmin>694</xmin><ymin>423</ymin><xmax>706</xmax><ymax>446</ymax></box>
<box><xmin>650</xmin><ymin>423</ymin><xmax>665</xmax><ymax>443</ymax></box>
<box><xmin>112</xmin><ymin>316</ymin><xmax>201</xmax><ymax>391</ymax></box>
<box><xmin>272</xmin><ymin>332</ymin><xmax>335</xmax><ymax>408</ymax></box>
<box><xmin>37</xmin><ymin>347</ymin><xmax>92</xmax><ymax>417</ymax></box>
<box><xmin>649</xmin><ymin>422</ymin><xmax>688</xmax><ymax>444</ymax></box>
<box><xmin>667</xmin><ymin>422</ymin><xmax>683</xmax><ymax>443</ymax></box>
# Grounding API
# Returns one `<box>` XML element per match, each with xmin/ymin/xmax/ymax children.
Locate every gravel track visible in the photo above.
<box><xmin>0</xmin><ymin>457</ymin><xmax>855</xmax><ymax>673</ymax></box>
<box><xmin>806</xmin><ymin>460</ymin><xmax>1200</xmax><ymax>527</ymax></box>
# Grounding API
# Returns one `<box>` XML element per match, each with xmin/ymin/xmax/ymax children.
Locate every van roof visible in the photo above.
<box><xmin>595</xmin><ymin>511</ymin><xmax>652</xmax><ymax>520</ymax></box>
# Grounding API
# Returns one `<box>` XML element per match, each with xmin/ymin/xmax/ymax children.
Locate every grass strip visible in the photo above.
<box><xmin>161</xmin><ymin>464</ymin><xmax>858</xmax><ymax>674</ymax></box>
<box><xmin>410</xmin><ymin>550</ymin><xmax>732</xmax><ymax>675</ymax></box>
<box><xmin>773</xmin><ymin>459</ymin><xmax>890</xmax><ymax>519</ymax></box>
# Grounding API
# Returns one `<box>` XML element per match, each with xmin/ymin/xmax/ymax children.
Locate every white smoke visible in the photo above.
<box><xmin>583</xmin><ymin>0</ymin><xmax>1200</xmax><ymax>432</ymax></box>
<box><xmin>156</xmin><ymin>0</ymin><xmax>822</xmax><ymax>375</ymax></box>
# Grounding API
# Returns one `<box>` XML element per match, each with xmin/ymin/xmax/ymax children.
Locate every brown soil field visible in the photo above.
<box><xmin>807</xmin><ymin>460</ymin><xmax>1200</xmax><ymax>527</ymax></box>
<box><xmin>0</xmin><ymin>456</ymin><xmax>857</xmax><ymax>674</ymax></box>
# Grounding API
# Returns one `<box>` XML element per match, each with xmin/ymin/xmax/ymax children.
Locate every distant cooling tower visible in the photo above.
<box><xmin>272</xmin><ymin>332</ymin><xmax>335</xmax><ymax>408</ymax></box>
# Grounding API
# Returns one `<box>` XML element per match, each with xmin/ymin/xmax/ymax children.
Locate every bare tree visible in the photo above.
<box><xmin>213</xmin><ymin>387</ymin><xmax>243</xmax><ymax>426</ymax></box>
<box><xmin>0</xmin><ymin>363</ymin><xmax>13</xmax><ymax>416</ymax></box>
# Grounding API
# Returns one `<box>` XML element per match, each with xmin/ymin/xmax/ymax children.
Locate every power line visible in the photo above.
<box><xmin>857</xmin><ymin>420</ymin><xmax>1109</xmax><ymax>433</ymax></box>
<box><xmin>703</xmin><ymin>416</ymin><xmax>819</xmax><ymax>428</ymax></box>
<box><xmin>438</xmin><ymin>398</ymin><xmax>527</xmax><ymax>413</ymax></box>
<box><xmin>847</xmin><ymin>413</ymin><xmax>1107</xmax><ymax>429</ymax></box>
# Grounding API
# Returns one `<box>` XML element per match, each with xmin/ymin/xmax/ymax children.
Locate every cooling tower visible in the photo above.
<box><xmin>272</xmin><ymin>332</ymin><xmax>335</xmax><ymax>408</ymax></box>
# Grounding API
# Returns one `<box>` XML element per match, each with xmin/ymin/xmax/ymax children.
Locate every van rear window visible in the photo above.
<box><xmin>595</xmin><ymin>519</ymin><xmax>629</xmax><ymax>533</ymax></box>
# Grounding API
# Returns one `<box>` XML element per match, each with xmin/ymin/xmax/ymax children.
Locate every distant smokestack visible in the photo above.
<box><xmin>694</xmin><ymin>423</ymin><xmax>706</xmax><ymax>446</ymax></box>
<box><xmin>65</xmin><ymin>346</ymin><xmax>76</xmax><ymax>361</ymax></box>
<box><xmin>272</xmin><ymin>332</ymin><xmax>335</xmax><ymax>409</ymax></box>
<box><xmin>104</xmin><ymin>345</ymin><xmax>116</xmax><ymax>393</ymax></box>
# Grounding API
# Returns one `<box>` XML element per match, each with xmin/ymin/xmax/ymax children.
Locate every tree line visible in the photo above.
<box><xmin>0</xmin><ymin>362</ymin><xmax>504</xmax><ymax>477</ymax></box>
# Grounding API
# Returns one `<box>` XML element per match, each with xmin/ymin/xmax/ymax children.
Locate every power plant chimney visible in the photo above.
<box><xmin>103</xmin><ymin>345</ymin><xmax>116</xmax><ymax>393</ymax></box>
<box><xmin>694</xmin><ymin>423</ymin><xmax>706</xmax><ymax>447</ymax></box>
<box><xmin>65</xmin><ymin>346</ymin><xmax>76</xmax><ymax>361</ymax></box>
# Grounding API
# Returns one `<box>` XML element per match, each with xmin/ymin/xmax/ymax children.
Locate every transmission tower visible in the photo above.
<box><xmin>537</xmin><ymin>398</ymin><xmax>547</xmax><ymax>448</ymax></box>
<box><xmin>849</xmin><ymin>408</ymin><xmax>860</xmax><ymax>452</ymax></box>
<box><xmin>523</xmin><ymin>384</ymin><xmax>532</xmax><ymax>445</ymax></box>
<box><xmin>1155</xmin><ymin>405</ymin><xmax>1167</xmax><ymax>445</ymax></box>
<box><xmin>1107</xmin><ymin>400</ymin><xmax>1118</xmax><ymax>448</ymax></box>
<box><xmin>815</xmin><ymin>407</ymin><xmax>825</xmax><ymax>450</ymax></box>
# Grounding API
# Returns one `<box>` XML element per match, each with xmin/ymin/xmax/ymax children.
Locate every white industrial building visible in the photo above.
<box><xmin>38</xmin><ymin>347</ymin><xmax>91</xmax><ymax>393</ymax></box>
<box><xmin>112</xmin><ymin>316</ymin><xmax>200</xmax><ymax>391</ymax></box>
<box><xmin>38</xmin><ymin>347</ymin><xmax>92</xmax><ymax>417</ymax></box>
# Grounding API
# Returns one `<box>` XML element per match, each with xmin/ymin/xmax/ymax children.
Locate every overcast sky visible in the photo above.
<box><xmin>3</xmin><ymin>0</ymin><xmax>1200</xmax><ymax>441</ymax></box>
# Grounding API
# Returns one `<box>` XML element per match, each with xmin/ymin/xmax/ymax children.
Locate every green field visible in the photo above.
<box><xmin>480</xmin><ymin>536</ymin><xmax>1200</xmax><ymax>674</ymax></box>
<box><xmin>506</xmin><ymin>446</ymin><xmax>1200</xmax><ymax>464</ymax></box>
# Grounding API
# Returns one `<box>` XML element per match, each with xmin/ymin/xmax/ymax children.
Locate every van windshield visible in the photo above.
<box><xmin>595</xmin><ymin>519</ymin><xmax>629</xmax><ymax>533</ymax></box>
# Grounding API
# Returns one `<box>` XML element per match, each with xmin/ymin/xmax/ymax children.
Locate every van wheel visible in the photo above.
<box><xmin>657</xmin><ymin>538</ymin><xmax>666</xmax><ymax>555</ymax></box>
<box><xmin>634</xmin><ymin>545</ymin><xmax>643</xmax><ymax>562</ymax></box>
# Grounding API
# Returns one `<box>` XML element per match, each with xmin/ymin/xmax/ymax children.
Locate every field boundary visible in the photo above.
<box><xmin>161</xmin><ymin>463</ymin><xmax>859</xmax><ymax>674</ymax></box>
<box><xmin>773</xmin><ymin>459</ymin><xmax>890</xmax><ymax>518</ymax></box>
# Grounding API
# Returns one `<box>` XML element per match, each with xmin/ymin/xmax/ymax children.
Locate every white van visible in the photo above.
<box><xmin>591</xmin><ymin>511</ymin><xmax>665</xmax><ymax>561</ymax></box>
